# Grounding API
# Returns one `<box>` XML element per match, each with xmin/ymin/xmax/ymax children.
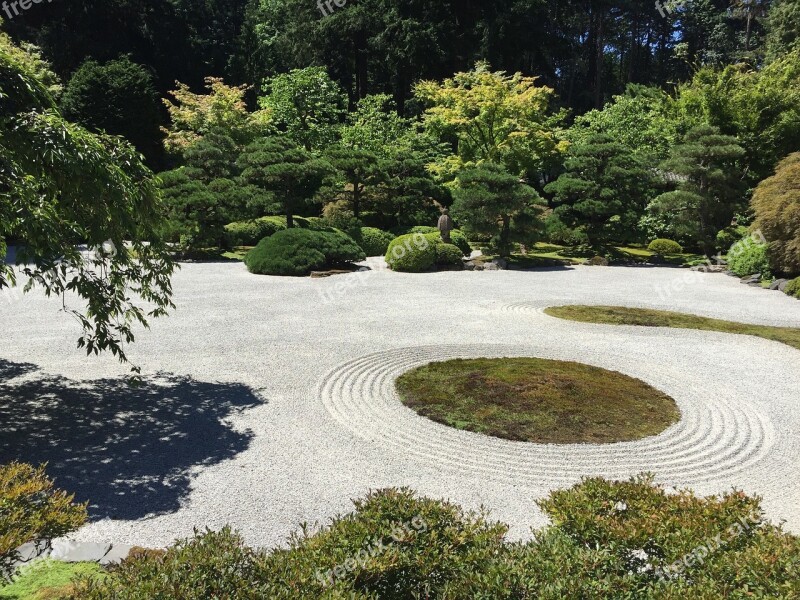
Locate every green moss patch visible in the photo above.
<box><xmin>395</xmin><ymin>358</ymin><xmax>680</xmax><ymax>444</ymax></box>
<box><xmin>544</xmin><ymin>305</ymin><xmax>800</xmax><ymax>351</ymax></box>
<box><xmin>0</xmin><ymin>560</ymin><xmax>104</xmax><ymax>600</ymax></box>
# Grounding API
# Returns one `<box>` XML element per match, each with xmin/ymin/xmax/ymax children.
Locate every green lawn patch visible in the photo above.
<box><xmin>544</xmin><ymin>305</ymin><xmax>800</xmax><ymax>351</ymax></box>
<box><xmin>395</xmin><ymin>357</ymin><xmax>680</xmax><ymax>444</ymax></box>
<box><xmin>0</xmin><ymin>560</ymin><xmax>104</xmax><ymax>600</ymax></box>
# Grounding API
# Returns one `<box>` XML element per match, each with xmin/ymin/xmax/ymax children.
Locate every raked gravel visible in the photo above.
<box><xmin>1</xmin><ymin>261</ymin><xmax>799</xmax><ymax>549</ymax></box>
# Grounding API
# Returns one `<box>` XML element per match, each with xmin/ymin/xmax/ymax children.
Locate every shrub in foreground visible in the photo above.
<box><xmin>396</xmin><ymin>226</ymin><xmax>472</xmax><ymax>257</ymax></box>
<box><xmin>727</xmin><ymin>240</ymin><xmax>771</xmax><ymax>277</ymax></box>
<box><xmin>716</xmin><ymin>225</ymin><xmax>749</xmax><ymax>253</ymax></box>
<box><xmin>245</xmin><ymin>228</ymin><xmax>365</xmax><ymax>276</ymax></box>
<box><xmin>71</xmin><ymin>477</ymin><xmax>800</xmax><ymax>599</ymax></box>
<box><xmin>785</xmin><ymin>277</ymin><xmax>800</xmax><ymax>298</ymax></box>
<box><xmin>1</xmin><ymin>463</ymin><xmax>87</xmax><ymax>583</ymax></box>
<box><xmin>647</xmin><ymin>238</ymin><xmax>683</xmax><ymax>255</ymax></box>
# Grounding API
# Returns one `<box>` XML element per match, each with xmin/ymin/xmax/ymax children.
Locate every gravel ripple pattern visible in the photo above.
<box><xmin>1</xmin><ymin>262</ymin><xmax>799</xmax><ymax>547</ymax></box>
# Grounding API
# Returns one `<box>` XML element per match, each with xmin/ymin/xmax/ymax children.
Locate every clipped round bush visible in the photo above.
<box><xmin>785</xmin><ymin>277</ymin><xmax>800</xmax><ymax>298</ymax></box>
<box><xmin>245</xmin><ymin>228</ymin><xmax>365</xmax><ymax>276</ymax></box>
<box><xmin>385</xmin><ymin>233</ymin><xmax>437</xmax><ymax>272</ymax></box>
<box><xmin>435</xmin><ymin>243</ymin><xmax>464</xmax><ymax>266</ymax></box>
<box><xmin>357</xmin><ymin>227</ymin><xmax>395</xmax><ymax>256</ymax></box>
<box><xmin>727</xmin><ymin>241</ymin><xmax>771</xmax><ymax>277</ymax></box>
<box><xmin>647</xmin><ymin>238</ymin><xmax>683</xmax><ymax>255</ymax></box>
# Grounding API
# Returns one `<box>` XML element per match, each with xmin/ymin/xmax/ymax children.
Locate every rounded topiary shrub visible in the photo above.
<box><xmin>245</xmin><ymin>228</ymin><xmax>365</xmax><ymax>276</ymax></box>
<box><xmin>357</xmin><ymin>227</ymin><xmax>396</xmax><ymax>256</ymax></box>
<box><xmin>385</xmin><ymin>233</ymin><xmax>437</xmax><ymax>272</ymax></box>
<box><xmin>647</xmin><ymin>238</ymin><xmax>683</xmax><ymax>255</ymax></box>
<box><xmin>727</xmin><ymin>241</ymin><xmax>771</xmax><ymax>277</ymax></box>
<box><xmin>436</xmin><ymin>243</ymin><xmax>464</xmax><ymax>266</ymax></box>
<box><xmin>785</xmin><ymin>277</ymin><xmax>800</xmax><ymax>298</ymax></box>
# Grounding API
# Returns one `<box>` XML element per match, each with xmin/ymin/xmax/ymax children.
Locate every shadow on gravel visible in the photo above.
<box><xmin>0</xmin><ymin>359</ymin><xmax>264</xmax><ymax>521</ymax></box>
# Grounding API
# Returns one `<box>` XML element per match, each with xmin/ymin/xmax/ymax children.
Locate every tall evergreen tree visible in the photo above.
<box><xmin>451</xmin><ymin>162</ymin><xmax>544</xmax><ymax>257</ymax></box>
<box><xmin>545</xmin><ymin>134</ymin><xmax>653</xmax><ymax>247</ymax></box>
<box><xmin>238</xmin><ymin>137</ymin><xmax>331</xmax><ymax>228</ymax></box>
<box><xmin>647</xmin><ymin>126</ymin><xmax>746</xmax><ymax>256</ymax></box>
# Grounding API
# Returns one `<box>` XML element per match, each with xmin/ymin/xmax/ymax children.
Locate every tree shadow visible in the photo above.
<box><xmin>0</xmin><ymin>359</ymin><xmax>265</xmax><ymax>521</ymax></box>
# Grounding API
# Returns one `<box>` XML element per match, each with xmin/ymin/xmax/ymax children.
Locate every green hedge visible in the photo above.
<box><xmin>244</xmin><ymin>228</ymin><xmax>365</xmax><ymax>276</ymax></box>
<box><xmin>647</xmin><ymin>238</ymin><xmax>683</xmax><ymax>255</ymax></box>
<box><xmin>69</xmin><ymin>476</ymin><xmax>800</xmax><ymax>599</ymax></box>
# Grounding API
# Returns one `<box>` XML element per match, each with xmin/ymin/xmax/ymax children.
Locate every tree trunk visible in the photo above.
<box><xmin>286</xmin><ymin>212</ymin><xmax>294</xmax><ymax>229</ymax></box>
<box><xmin>499</xmin><ymin>215</ymin><xmax>511</xmax><ymax>257</ymax></box>
<box><xmin>353</xmin><ymin>180</ymin><xmax>361</xmax><ymax>219</ymax></box>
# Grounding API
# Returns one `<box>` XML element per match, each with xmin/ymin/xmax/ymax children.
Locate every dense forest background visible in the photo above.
<box><xmin>3</xmin><ymin>0</ymin><xmax>799</xmax><ymax>267</ymax></box>
<box><xmin>4</xmin><ymin>0</ymin><xmax>789</xmax><ymax>120</ymax></box>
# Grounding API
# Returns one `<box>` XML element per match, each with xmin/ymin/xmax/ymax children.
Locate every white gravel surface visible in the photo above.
<box><xmin>1</xmin><ymin>261</ymin><xmax>799</xmax><ymax>549</ymax></box>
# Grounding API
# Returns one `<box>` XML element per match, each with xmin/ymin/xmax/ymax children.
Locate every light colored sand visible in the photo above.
<box><xmin>1</xmin><ymin>261</ymin><xmax>799</xmax><ymax>549</ymax></box>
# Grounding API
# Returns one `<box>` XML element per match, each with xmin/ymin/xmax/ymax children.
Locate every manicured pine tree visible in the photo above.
<box><xmin>238</xmin><ymin>137</ymin><xmax>331</xmax><ymax>228</ymax></box>
<box><xmin>451</xmin><ymin>162</ymin><xmax>544</xmax><ymax>258</ymax></box>
<box><xmin>544</xmin><ymin>133</ymin><xmax>653</xmax><ymax>248</ymax></box>
<box><xmin>647</xmin><ymin>126</ymin><xmax>745</xmax><ymax>256</ymax></box>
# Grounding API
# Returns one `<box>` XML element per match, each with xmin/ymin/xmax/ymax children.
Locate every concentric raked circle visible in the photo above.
<box><xmin>318</xmin><ymin>345</ymin><xmax>775</xmax><ymax>487</ymax></box>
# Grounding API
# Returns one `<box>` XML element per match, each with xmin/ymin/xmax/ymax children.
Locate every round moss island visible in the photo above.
<box><xmin>395</xmin><ymin>358</ymin><xmax>681</xmax><ymax>444</ymax></box>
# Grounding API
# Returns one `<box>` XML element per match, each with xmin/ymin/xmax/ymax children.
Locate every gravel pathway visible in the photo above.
<box><xmin>1</xmin><ymin>262</ymin><xmax>799</xmax><ymax>549</ymax></box>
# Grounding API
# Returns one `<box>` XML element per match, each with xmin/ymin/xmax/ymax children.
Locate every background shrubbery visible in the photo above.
<box><xmin>66</xmin><ymin>476</ymin><xmax>800</xmax><ymax>599</ymax></box>
<box><xmin>244</xmin><ymin>228</ymin><xmax>365</xmax><ymax>276</ymax></box>
<box><xmin>727</xmin><ymin>240</ymin><xmax>772</xmax><ymax>277</ymax></box>
<box><xmin>352</xmin><ymin>227</ymin><xmax>396</xmax><ymax>256</ymax></box>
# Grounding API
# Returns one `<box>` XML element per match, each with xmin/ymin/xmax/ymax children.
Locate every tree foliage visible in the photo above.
<box><xmin>60</xmin><ymin>56</ymin><xmax>163</xmax><ymax>167</ymax></box>
<box><xmin>163</xmin><ymin>77</ymin><xmax>270</xmax><ymax>155</ymax></box>
<box><xmin>751</xmin><ymin>152</ymin><xmax>800</xmax><ymax>274</ymax></box>
<box><xmin>1</xmin><ymin>36</ymin><xmax>175</xmax><ymax>370</ymax></box>
<box><xmin>258</xmin><ymin>66</ymin><xmax>346</xmax><ymax>151</ymax></box>
<box><xmin>546</xmin><ymin>134</ymin><xmax>653</xmax><ymax>247</ymax></box>
<box><xmin>451</xmin><ymin>162</ymin><xmax>544</xmax><ymax>257</ymax></box>
<box><xmin>238</xmin><ymin>137</ymin><xmax>331</xmax><ymax>228</ymax></box>
<box><xmin>647</xmin><ymin>126</ymin><xmax>746</xmax><ymax>256</ymax></box>
<box><xmin>416</xmin><ymin>63</ymin><xmax>567</xmax><ymax>181</ymax></box>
